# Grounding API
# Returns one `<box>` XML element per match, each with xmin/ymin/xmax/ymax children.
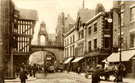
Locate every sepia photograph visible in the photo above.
<box><xmin>0</xmin><ymin>0</ymin><xmax>135</xmax><ymax>83</ymax></box>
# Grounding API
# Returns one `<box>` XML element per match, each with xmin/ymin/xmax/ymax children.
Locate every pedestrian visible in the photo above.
<box><xmin>77</xmin><ymin>66</ymin><xmax>81</xmax><ymax>74</ymax></box>
<box><xmin>19</xmin><ymin>67</ymin><xmax>28</xmax><ymax>83</ymax></box>
<box><xmin>114</xmin><ymin>63</ymin><xmax>126</xmax><ymax>82</ymax></box>
<box><xmin>28</xmin><ymin>65</ymin><xmax>32</xmax><ymax>76</ymax></box>
<box><xmin>92</xmin><ymin>66</ymin><xmax>101</xmax><ymax>83</ymax></box>
<box><xmin>32</xmin><ymin>64</ymin><xmax>37</xmax><ymax>78</ymax></box>
<box><xmin>16</xmin><ymin>66</ymin><xmax>20</xmax><ymax>78</ymax></box>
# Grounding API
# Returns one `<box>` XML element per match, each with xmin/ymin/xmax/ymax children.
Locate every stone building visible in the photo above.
<box><xmin>85</xmin><ymin>12</ymin><xmax>113</xmax><ymax>69</ymax></box>
<box><xmin>55</xmin><ymin>13</ymin><xmax>75</xmax><ymax>63</ymax></box>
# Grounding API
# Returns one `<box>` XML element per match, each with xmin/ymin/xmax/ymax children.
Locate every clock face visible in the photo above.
<box><xmin>41</xmin><ymin>28</ymin><xmax>46</xmax><ymax>31</ymax></box>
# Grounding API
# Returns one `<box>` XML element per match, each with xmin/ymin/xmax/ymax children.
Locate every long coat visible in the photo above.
<box><xmin>19</xmin><ymin>70</ymin><xmax>27</xmax><ymax>80</ymax></box>
<box><xmin>92</xmin><ymin>69</ymin><xmax>101</xmax><ymax>83</ymax></box>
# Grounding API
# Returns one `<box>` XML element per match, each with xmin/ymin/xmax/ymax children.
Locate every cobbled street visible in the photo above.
<box><xmin>5</xmin><ymin>72</ymin><xmax>120</xmax><ymax>83</ymax></box>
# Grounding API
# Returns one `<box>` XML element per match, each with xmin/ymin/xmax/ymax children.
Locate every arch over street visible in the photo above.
<box><xmin>31</xmin><ymin>45</ymin><xmax>64</xmax><ymax>64</ymax></box>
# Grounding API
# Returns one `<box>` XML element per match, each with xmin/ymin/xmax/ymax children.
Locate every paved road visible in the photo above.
<box><xmin>5</xmin><ymin>72</ymin><xmax>131</xmax><ymax>83</ymax></box>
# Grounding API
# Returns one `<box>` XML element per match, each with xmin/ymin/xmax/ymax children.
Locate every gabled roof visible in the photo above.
<box><xmin>64</xmin><ymin>14</ymin><xmax>75</xmax><ymax>33</ymax></box>
<box><xmin>77</xmin><ymin>9</ymin><xmax>95</xmax><ymax>23</ymax></box>
<box><xmin>18</xmin><ymin>8</ymin><xmax>38</xmax><ymax>21</ymax></box>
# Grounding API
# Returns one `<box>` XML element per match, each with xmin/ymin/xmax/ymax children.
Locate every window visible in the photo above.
<box><xmin>67</xmin><ymin>39</ymin><xmax>69</xmax><ymax>45</ymax></box>
<box><xmin>104</xmin><ymin>20</ymin><xmax>109</xmax><ymax>29</ymax></box>
<box><xmin>79</xmin><ymin>43</ymin><xmax>84</xmax><ymax>54</ymax></box>
<box><xmin>73</xmin><ymin>35</ymin><xmax>75</xmax><ymax>43</ymax></box>
<box><xmin>79</xmin><ymin>30</ymin><xmax>84</xmax><ymax>39</ymax></box>
<box><xmin>94</xmin><ymin>39</ymin><xmax>97</xmax><ymax>49</ymax></box>
<box><xmin>64</xmin><ymin>40</ymin><xmax>66</xmax><ymax>46</ymax></box>
<box><xmin>70</xmin><ymin>46</ymin><xmax>72</xmax><ymax>56</ymax></box>
<box><xmin>88</xmin><ymin>41</ymin><xmax>91</xmax><ymax>52</ymax></box>
<box><xmin>70</xmin><ymin>37</ymin><xmax>72</xmax><ymax>44</ymax></box>
<box><xmin>81</xmin><ymin>30</ymin><xmax>84</xmax><ymax>38</ymax></box>
<box><xmin>130</xmin><ymin>35</ymin><xmax>135</xmax><ymax>48</ymax></box>
<box><xmin>131</xmin><ymin>7</ymin><xmax>135</xmax><ymax>21</ymax></box>
<box><xmin>104</xmin><ymin>37</ymin><xmax>110</xmax><ymax>48</ymax></box>
<box><xmin>73</xmin><ymin>45</ymin><xmax>75</xmax><ymax>56</ymax></box>
<box><xmin>121</xmin><ymin>12</ymin><xmax>124</xmax><ymax>26</ymax></box>
<box><xmin>67</xmin><ymin>48</ymin><xmax>69</xmax><ymax>57</ymax></box>
<box><xmin>88</xmin><ymin>26</ymin><xmax>91</xmax><ymax>35</ymax></box>
<box><xmin>94</xmin><ymin>23</ymin><xmax>97</xmax><ymax>32</ymax></box>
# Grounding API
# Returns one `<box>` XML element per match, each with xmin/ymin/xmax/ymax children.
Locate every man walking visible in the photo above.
<box><xmin>19</xmin><ymin>67</ymin><xmax>28</xmax><ymax>83</ymax></box>
<box><xmin>92</xmin><ymin>65</ymin><xmax>102</xmax><ymax>83</ymax></box>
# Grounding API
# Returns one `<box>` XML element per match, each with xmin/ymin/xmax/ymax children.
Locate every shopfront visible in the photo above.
<box><xmin>72</xmin><ymin>57</ymin><xmax>84</xmax><ymax>72</ymax></box>
<box><xmin>84</xmin><ymin>51</ymin><xmax>110</xmax><ymax>70</ymax></box>
<box><xmin>63</xmin><ymin>57</ymin><xmax>74</xmax><ymax>71</ymax></box>
<box><xmin>102</xmin><ymin>49</ymin><xmax>135</xmax><ymax>77</ymax></box>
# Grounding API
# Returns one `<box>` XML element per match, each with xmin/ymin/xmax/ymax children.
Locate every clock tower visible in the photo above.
<box><xmin>38</xmin><ymin>21</ymin><xmax>48</xmax><ymax>45</ymax></box>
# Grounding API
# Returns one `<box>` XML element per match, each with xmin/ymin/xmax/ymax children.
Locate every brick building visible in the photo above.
<box><xmin>105</xmin><ymin>1</ymin><xmax>135</xmax><ymax>77</ymax></box>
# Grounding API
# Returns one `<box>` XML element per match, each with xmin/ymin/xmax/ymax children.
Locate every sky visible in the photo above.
<box><xmin>12</xmin><ymin>0</ymin><xmax>113</xmax><ymax>44</ymax></box>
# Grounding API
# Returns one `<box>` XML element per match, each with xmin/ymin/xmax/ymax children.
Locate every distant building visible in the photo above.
<box><xmin>55</xmin><ymin>13</ymin><xmax>75</xmax><ymax>46</ymax></box>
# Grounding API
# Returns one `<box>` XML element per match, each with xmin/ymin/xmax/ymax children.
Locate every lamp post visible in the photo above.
<box><xmin>112</xmin><ymin>7</ymin><xmax>123</xmax><ymax>82</ymax></box>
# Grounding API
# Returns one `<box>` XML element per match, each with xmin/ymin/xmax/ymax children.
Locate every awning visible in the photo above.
<box><xmin>64</xmin><ymin>57</ymin><xmax>73</xmax><ymax>64</ymax></box>
<box><xmin>72</xmin><ymin>57</ymin><xmax>84</xmax><ymax>63</ymax></box>
<box><xmin>102</xmin><ymin>50</ymin><xmax>135</xmax><ymax>62</ymax></box>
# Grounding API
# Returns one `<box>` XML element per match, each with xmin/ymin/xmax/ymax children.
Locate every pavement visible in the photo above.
<box><xmin>5</xmin><ymin>75</ymin><xmax>36</xmax><ymax>82</ymax></box>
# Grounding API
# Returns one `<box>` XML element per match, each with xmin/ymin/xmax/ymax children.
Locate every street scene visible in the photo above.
<box><xmin>1</xmin><ymin>0</ymin><xmax>135</xmax><ymax>83</ymax></box>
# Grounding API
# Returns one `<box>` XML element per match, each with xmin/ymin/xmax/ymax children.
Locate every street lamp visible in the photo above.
<box><xmin>112</xmin><ymin>7</ymin><xmax>123</xmax><ymax>82</ymax></box>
